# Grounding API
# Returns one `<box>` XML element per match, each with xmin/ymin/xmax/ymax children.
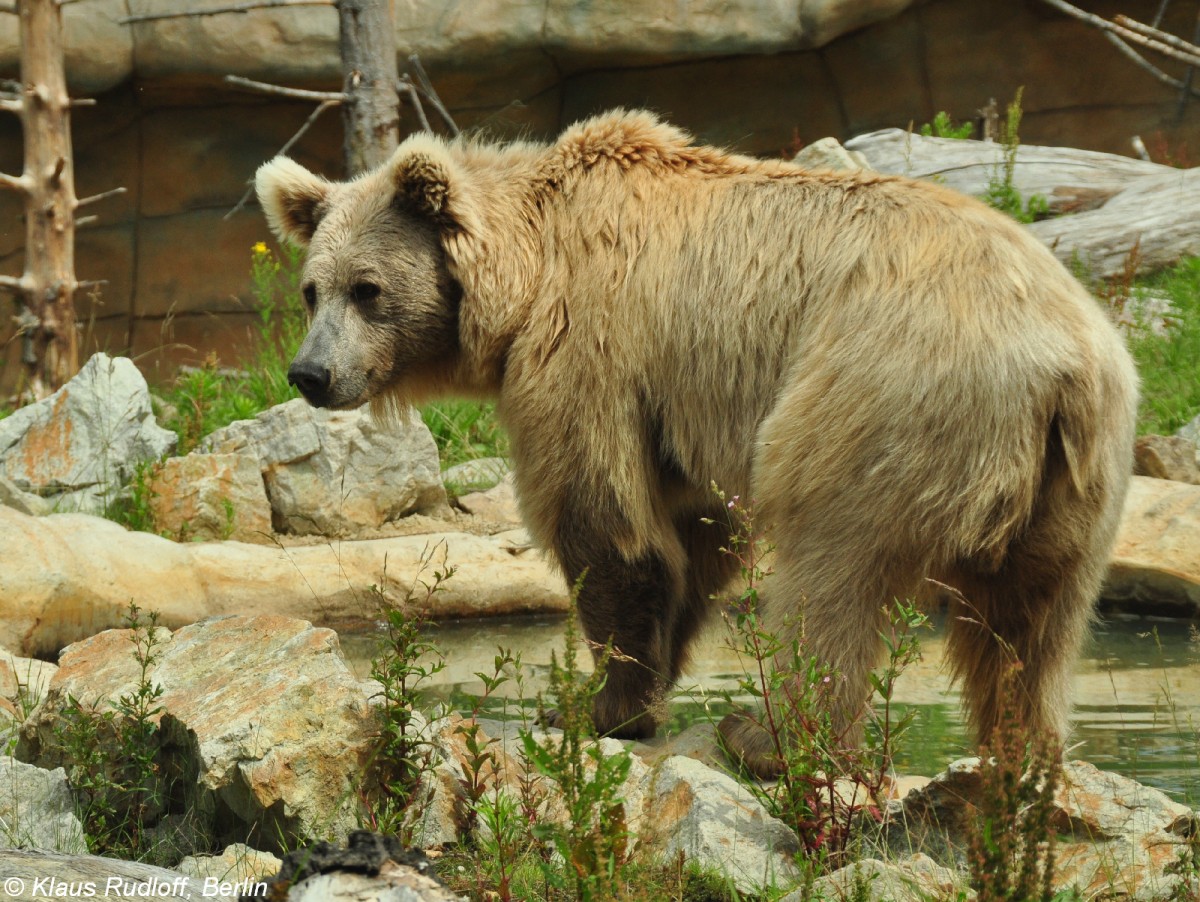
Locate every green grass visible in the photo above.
<box><xmin>420</xmin><ymin>399</ymin><xmax>508</xmax><ymax>469</ymax></box>
<box><xmin>159</xmin><ymin>242</ymin><xmax>305</xmax><ymax>455</ymax></box>
<box><xmin>1124</xmin><ymin>256</ymin><xmax>1200</xmax><ymax>435</ymax></box>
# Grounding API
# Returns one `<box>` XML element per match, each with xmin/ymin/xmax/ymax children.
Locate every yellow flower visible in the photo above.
<box><xmin>252</xmin><ymin>241</ymin><xmax>268</xmax><ymax>255</ymax></box>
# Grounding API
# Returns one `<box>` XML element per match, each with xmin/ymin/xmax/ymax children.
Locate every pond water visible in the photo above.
<box><xmin>340</xmin><ymin>613</ymin><xmax>1200</xmax><ymax>806</ymax></box>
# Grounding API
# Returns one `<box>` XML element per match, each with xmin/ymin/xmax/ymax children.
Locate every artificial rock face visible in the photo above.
<box><xmin>257</xmin><ymin>110</ymin><xmax>1139</xmax><ymax>776</ymax></box>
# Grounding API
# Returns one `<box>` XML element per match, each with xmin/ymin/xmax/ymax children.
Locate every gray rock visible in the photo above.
<box><xmin>0</xmin><ymin>849</ymin><xmax>240</xmax><ymax>900</ymax></box>
<box><xmin>0</xmin><ymin>757</ymin><xmax>86</xmax><ymax>854</ymax></box>
<box><xmin>455</xmin><ymin>475</ymin><xmax>520</xmax><ymax>526</ymax></box>
<box><xmin>435</xmin><ymin>717</ymin><xmax>797</xmax><ymax>895</ymax></box>
<box><xmin>640</xmin><ymin>755</ymin><xmax>800</xmax><ymax>895</ymax></box>
<box><xmin>147</xmin><ymin>451</ymin><xmax>274</xmax><ymax>542</ymax></box>
<box><xmin>268</xmin><ymin>835</ymin><xmax>462</xmax><ymax>901</ymax></box>
<box><xmin>203</xmin><ymin>399</ymin><xmax>446</xmax><ymax>535</ymax></box>
<box><xmin>1133</xmin><ymin>435</ymin><xmax>1200</xmax><ymax>484</ymax></box>
<box><xmin>1105</xmin><ymin>476</ymin><xmax>1200</xmax><ymax>617</ymax></box>
<box><xmin>0</xmin><ymin>653</ymin><xmax>57</xmax><ymax>711</ymax></box>
<box><xmin>1177</xmin><ymin>412</ymin><xmax>1200</xmax><ymax>448</ymax></box>
<box><xmin>178</xmin><ymin>843</ymin><xmax>282</xmax><ymax>884</ymax></box>
<box><xmin>790</xmin><ymin>855</ymin><xmax>973</xmax><ymax>902</ymax></box>
<box><xmin>1116</xmin><ymin>290</ymin><xmax>1176</xmax><ymax>338</ymax></box>
<box><xmin>0</xmin><ymin>477</ymin><xmax>50</xmax><ymax>517</ymax></box>
<box><xmin>793</xmin><ymin>136</ymin><xmax>872</xmax><ymax>172</ymax></box>
<box><xmin>0</xmin><ymin>354</ymin><xmax>176</xmax><ymax>515</ymax></box>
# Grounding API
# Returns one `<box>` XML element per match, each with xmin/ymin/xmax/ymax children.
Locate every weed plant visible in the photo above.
<box><xmin>520</xmin><ymin>593</ymin><xmax>635</xmax><ymax>901</ymax></box>
<box><xmin>363</xmin><ymin>547</ymin><xmax>453</xmax><ymax>841</ymax></box>
<box><xmin>102</xmin><ymin>459</ymin><xmax>160</xmax><ymax>533</ymax></box>
<box><xmin>53</xmin><ymin>603</ymin><xmax>169</xmax><ymax>859</ymax></box>
<box><xmin>982</xmin><ymin>89</ymin><xmax>1048</xmax><ymax>224</ymax></box>
<box><xmin>920</xmin><ymin>110</ymin><xmax>974</xmax><ymax>140</ymax></box>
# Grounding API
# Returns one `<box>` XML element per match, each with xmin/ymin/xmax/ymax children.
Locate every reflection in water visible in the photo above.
<box><xmin>340</xmin><ymin>613</ymin><xmax>1199</xmax><ymax>804</ymax></box>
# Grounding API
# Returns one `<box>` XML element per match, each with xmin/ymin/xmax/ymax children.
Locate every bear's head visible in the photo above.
<box><xmin>254</xmin><ymin>137</ymin><xmax>475</xmax><ymax>410</ymax></box>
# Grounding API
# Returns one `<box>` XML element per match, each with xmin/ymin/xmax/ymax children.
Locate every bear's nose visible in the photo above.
<box><xmin>288</xmin><ymin>360</ymin><xmax>331</xmax><ymax>402</ymax></box>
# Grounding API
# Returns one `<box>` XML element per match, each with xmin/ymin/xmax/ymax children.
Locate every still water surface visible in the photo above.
<box><xmin>340</xmin><ymin>613</ymin><xmax>1199</xmax><ymax>805</ymax></box>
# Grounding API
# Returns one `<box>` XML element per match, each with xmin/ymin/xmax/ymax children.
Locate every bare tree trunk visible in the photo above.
<box><xmin>2</xmin><ymin>0</ymin><xmax>80</xmax><ymax>396</ymax></box>
<box><xmin>337</xmin><ymin>0</ymin><xmax>399</xmax><ymax>175</ymax></box>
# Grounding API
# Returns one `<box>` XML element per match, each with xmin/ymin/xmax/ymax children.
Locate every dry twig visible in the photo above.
<box><xmin>224</xmin><ymin>98</ymin><xmax>340</xmax><ymax>220</ymax></box>
<box><xmin>224</xmin><ymin>74</ymin><xmax>347</xmax><ymax>103</ymax></box>
<box><xmin>1041</xmin><ymin>0</ymin><xmax>1200</xmax><ymax>66</ymax></box>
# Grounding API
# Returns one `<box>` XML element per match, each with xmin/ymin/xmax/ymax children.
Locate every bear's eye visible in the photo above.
<box><xmin>352</xmin><ymin>282</ymin><xmax>381</xmax><ymax>304</ymax></box>
<box><xmin>302</xmin><ymin>284</ymin><xmax>317</xmax><ymax>311</ymax></box>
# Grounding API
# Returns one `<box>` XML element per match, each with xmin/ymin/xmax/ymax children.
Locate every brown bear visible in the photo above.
<box><xmin>256</xmin><ymin>110</ymin><xmax>1138</xmax><ymax>777</ymax></box>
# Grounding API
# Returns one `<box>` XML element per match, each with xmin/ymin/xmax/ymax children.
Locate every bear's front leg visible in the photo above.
<box><xmin>553</xmin><ymin>511</ymin><xmax>680</xmax><ymax>740</ymax></box>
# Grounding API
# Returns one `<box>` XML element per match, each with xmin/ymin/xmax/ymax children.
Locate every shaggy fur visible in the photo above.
<box><xmin>257</xmin><ymin>110</ymin><xmax>1139</xmax><ymax>776</ymax></box>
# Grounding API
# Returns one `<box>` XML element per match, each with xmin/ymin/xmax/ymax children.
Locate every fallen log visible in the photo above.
<box><xmin>845</xmin><ymin>129</ymin><xmax>1200</xmax><ymax>278</ymax></box>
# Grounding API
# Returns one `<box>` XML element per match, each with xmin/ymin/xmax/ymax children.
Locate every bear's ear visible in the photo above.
<box><xmin>391</xmin><ymin>141</ymin><xmax>481</xmax><ymax>236</ymax></box>
<box><xmin>255</xmin><ymin>156</ymin><xmax>332</xmax><ymax>247</ymax></box>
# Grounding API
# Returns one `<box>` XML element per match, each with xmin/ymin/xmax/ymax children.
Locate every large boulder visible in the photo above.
<box><xmin>18</xmin><ymin>615</ymin><xmax>377</xmax><ymax>849</ymax></box>
<box><xmin>0</xmin><ymin>354</ymin><xmax>175</xmax><ymax>515</ymax></box>
<box><xmin>0</xmin><ymin>506</ymin><xmax>568</xmax><ymax>656</ymax></box>
<box><xmin>201</xmin><ymin>399</ymin><xmax>447</xmax><ymax>536</ymax></box>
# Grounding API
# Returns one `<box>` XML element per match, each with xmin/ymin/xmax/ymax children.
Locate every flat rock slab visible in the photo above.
<box><xmin>0</xmin><ymin>474</ymin><xmax>1193</xmax><ymax>658</ymax></box>
<box><xmin>0</xmin><ymin>506</ymin><xmax>568</xmax><ymax>656</ymax></box>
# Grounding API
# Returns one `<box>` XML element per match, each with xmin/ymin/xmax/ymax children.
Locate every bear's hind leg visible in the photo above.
<box><xmin>946</xmin><ymin>520</ymin><xmax>1109</xmax><ymax>750</ymax></box>
<box><xmin>944</xmin><ymin>420</ymin><xmax>1127</xmax><ymax>751</ymax></box>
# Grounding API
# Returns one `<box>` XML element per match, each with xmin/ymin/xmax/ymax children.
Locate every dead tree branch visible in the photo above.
<box><xmin>1100</xmin><ymin>30</ymin><xmax>1200</xmax><ymax>98</ymax></box>
<box><xmin>396</xmin><ymin>77</ymin><xmax>431</xmax><ymax>132</ymax></box>
<box><xmin>224</xmin><ymin>74</ymin><xmax>347</xmax><ymax>103</ymax></box>
<box><xmin>0</xmin><ymin>171</ymin><xmax>31</xmax><ymax>193</ymax></box>
<box><xmin>1041</xmin><ymin>0</ymin><xmax>1200</xmax><ymax>66</ymax></box>
<box><xmin>119</xmin><ymin>0</ymin><xmax>332</xmax><ymax>25</ymax></box>
<box><xmin>75</xmin><ymin>186</ymin><xmax>126</xmax><ymax>208</ymax></box>
<box><xmin>405</xmin><ymin>54</ymin><xmax>459</xmax><ymax>136</ymax></box>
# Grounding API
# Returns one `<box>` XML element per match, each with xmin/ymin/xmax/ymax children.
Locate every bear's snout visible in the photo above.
<box><xmin>287</xmin><ymin>359</ymin><xmax>332</xmax><ymax>406</ymax></box>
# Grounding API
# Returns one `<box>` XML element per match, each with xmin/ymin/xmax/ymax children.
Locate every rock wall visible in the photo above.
<box><xmin>2</xmin><ymin>0</ymin><xmax>1199</xmax><ymax>390</ymax></box>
